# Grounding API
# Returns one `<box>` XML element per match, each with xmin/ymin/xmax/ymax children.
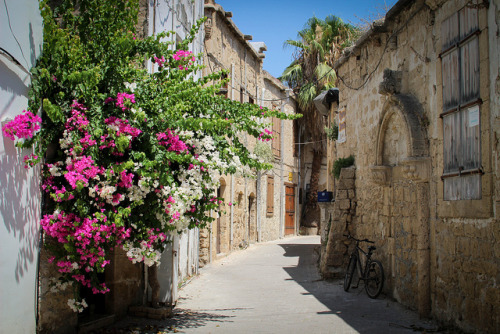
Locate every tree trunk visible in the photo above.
<box><xmin>148</xmin><ymin>264</ymin><xmax>160</xmax><ymax>308</ymax></box>
<box><xmin>302</xmin><ymin>149</ymin><xmax>323</xmax><ymax>227</ymax></box>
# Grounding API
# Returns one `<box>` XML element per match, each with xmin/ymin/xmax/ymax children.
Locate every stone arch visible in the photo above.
<box><xmin>375</xmin><ymin>94</ymin><xmax>428</xmax><ymax>166</ymax></box>
<box><xmin>372</xmin><ymin>93</ymin><xmax>431</xmax><ymax>317</ymax></box>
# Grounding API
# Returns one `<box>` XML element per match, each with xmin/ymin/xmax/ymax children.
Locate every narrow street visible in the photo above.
<box><xmin>109</xmin><ymin>235</ymin><xmax>443</xmax><ymax>334</ymax></box>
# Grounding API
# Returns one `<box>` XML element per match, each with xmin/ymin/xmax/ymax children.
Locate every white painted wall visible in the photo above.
<box><xmin>0</xmin><ymin>1</ymin><xmax>43</xmax><ymax>333</ymax></box>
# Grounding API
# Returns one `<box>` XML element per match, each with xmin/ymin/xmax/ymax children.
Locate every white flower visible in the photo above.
<box><xmin>124</xmin><ymin>82</ymin><xmax>137</xmax><ymax>92</ymax></box>
<box><xmin>67</xmin><ymin>298</ymin><xmax>88</xmax><ymax>313</ymax></box>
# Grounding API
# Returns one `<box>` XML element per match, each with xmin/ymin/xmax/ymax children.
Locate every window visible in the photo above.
<box><xmin>266</xmin><ymin>176</ymin><xmax>274</xmax><ymax>217</ymax></box>
<box><xmin>440</xmin><ymin>6</ymin><xmax>481</xmax><ymax>200</ymax></box>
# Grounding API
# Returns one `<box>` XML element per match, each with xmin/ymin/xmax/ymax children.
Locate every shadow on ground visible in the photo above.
<box><xmin>97</xmin><ymin>307</ymin><xmax>235</xmax><ymax>333</ymax></box>
<box><xmin>279</xmin><ymin>241</ymin><xmax>450</xmax><ymax>334</ymax></box>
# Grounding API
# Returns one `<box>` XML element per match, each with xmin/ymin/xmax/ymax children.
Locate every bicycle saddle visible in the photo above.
<box><xmin>368</xmin><ymin>246</ymin><xmax>376</xmax><ymax>251</ymax></box>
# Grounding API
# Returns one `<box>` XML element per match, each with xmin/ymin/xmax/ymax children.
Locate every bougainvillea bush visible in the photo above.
<box><xmin>2</xmin><ymin>0</ymin><xmax>297</xmax><ymax>312</ymax></box>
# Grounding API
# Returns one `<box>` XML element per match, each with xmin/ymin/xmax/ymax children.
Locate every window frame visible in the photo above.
<box><xmin>439</xmin><ymin>5</ymin><xmax>482</xmax><ymax>201</ymax></box>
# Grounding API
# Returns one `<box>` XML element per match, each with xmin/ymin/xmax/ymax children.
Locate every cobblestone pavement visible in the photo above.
<box><xmin>103</xmin><ymin>235</ymin><xmax>449</xmax><ymax>334</ymax></box>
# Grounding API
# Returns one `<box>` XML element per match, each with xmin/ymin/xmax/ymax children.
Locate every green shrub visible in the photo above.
<box><xmin>332</xmin><ymin>155</ymin><xmax>354</xmax><ymax>179</ymax></box>
<box><xmin>324</xmin><ymin>123</ymin><xmax>338</xmax><ymax>141</ymax></box>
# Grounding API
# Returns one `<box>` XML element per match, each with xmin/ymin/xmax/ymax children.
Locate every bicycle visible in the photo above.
<box><xmin>343</xmin><ymin>234</ymin><xmax>385</xmax><ymax>299</ymax></box>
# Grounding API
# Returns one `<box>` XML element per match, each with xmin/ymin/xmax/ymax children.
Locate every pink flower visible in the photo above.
<box><xmin>23</xmin><ymin>154</ymin><xmax>39</xmax><ymax>168</ymax></box>
<box><xmin>173</xmin><ymin>50</ymin><xmax>195</xmax><ymax>70</ymax></box>
<box><xmin>115</xmin><ymin>92</ymin><xmax>136</xmax><ymax>111</ymax></box>
<box><xmin>2</xmin><ymin>110</ymin><xmax>42</xmax><ymax>140</ymax></box>
<box><xmin>118</xmin><ymin>170</ymin><xmax>134</xmax><ymax>188</ymax></box>
<box><xmin>154</xmin><ymin>55</ymin><xmax>166</xmax><ymax>67</ymax></box>
<box><xmin>156</xmin><ymin>129</ymin><xmax>188</xmax><ymax>153</ymax></box>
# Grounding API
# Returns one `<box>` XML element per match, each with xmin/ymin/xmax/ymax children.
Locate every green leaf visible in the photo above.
<box><xmin>43</xmin><ymin>98</ymin><xmax>64</xmax><ymax>123</ymax></box>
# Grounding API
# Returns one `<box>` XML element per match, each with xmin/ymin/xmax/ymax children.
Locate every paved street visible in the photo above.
<box><xmin>109</xmin><ymin>235</ymin><xmax>444</xmax><ymax>334</ymax></box>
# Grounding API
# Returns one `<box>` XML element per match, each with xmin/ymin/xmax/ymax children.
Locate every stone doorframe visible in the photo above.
<box><xmin>370</xmin><ymin>91</ymin><xmax>431</xmax><ymax>317</ymax></box>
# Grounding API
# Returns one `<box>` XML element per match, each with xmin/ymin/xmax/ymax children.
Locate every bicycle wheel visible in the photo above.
<box><xmin>343</xmin><ymin>255</ymin><xmax>357</xmax><ymax>292</ymax></box>
<box><xmin>365</xmin><ymin>260</ymin><xmax>384</xmax><ymax>298</ymax></box>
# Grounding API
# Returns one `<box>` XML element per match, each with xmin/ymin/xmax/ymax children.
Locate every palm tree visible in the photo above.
<box><xmin>280</xmin><ymin>15</ymin><xmax>359</xmax><ymax>227</ymax></box>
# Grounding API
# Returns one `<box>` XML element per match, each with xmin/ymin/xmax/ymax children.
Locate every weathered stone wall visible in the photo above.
<box><xmin>38</xmin><ymin>244</ymin><xmax>77</xmax><ymax>334</ymax></box>
<box><xmin>200</xmin><ymin>2</ymin><xmax>299</xmax><ymax>264</ymax></box>
<box><xmin>105</xmin><ymin>249</ymin><xmax>143</xmax><ymax>317</ymax></box>
<box><xmin>320</xmin><ymin>167</ymin><xmax>357</xmax><ymax>278</ymax></box>
<box><xmin>329</xmin><ymin>0</ymin><xmax>498</xmax><ymax>332</ymax></box>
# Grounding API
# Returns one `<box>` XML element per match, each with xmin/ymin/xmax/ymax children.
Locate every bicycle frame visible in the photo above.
<box><xmin>344</xmin><ymin>234</ymin><xmax>384</xmax><ymax>298</ymax></box>
<box><xmin>350</xmin><ymin>240</ymin><xmax>375</xmax><ymax>286</ymax></box>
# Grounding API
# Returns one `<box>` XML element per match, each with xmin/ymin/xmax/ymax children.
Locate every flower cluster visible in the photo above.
<box><xmin>157</xmin><ymin>129</ymin><xmax>189</xmax><ymax>153</ymax></box>
<box><xmin>154</xmin><ymin>55</ymin><xmax>166</xmax><ymax>68</ymax></box>
<box><xmin>258</xmin><ymin>128</ymin><xmax>273</xmax><ymax>142</ymax></box>
<box><xmin>173</xmin><ymin>50</ymin><xmax>195</xmax><ymax>70</ymax></box>
<box><xmin>2</xmin><ymin>110</ymin><xmax>41</xmax><ymax>140</ymax></box>
<box><xmin>3</xmin><ymin>5</ymin><xmax>299</xmax><ymax>313</ymax></box>
<box><xmin>67</xmin><ymin>298</ymin><xmax>88</xmax><ymax>313</ymax></box>
<box><xmin>116</xmin><ymin>92</ymin><xmax>136</xmax><ymax>111</ymax></box>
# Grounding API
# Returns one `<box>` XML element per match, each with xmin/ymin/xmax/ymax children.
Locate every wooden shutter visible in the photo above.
<box><xmin>266</xmin><ymin>176</ymin><xmax>274</xmax><ymax>216</ymax></box>
<box><xmin>460</xmin><ymin>37</ymin><xmax>480</xmax><ymax>104</ymax></box>
<box><xmin>441</xmin><ymin>6</ymin><xmax>481</xmax><ymax>200</ymax></box>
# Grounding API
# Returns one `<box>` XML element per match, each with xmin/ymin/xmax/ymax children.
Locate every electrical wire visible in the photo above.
<box><xmin>204</xmin><ymin>46</ymin><xmax>291</xmax><ymax>103</ymax></box>
<box><xmin>286</xmin><ymin>3</ymin><xmax>426</xmax><ymax>92</ymax></box>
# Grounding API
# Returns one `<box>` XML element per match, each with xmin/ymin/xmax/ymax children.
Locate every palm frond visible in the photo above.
<box><xmin>279</xmin><ymin>61</ymin><xmax>303</xmax><ymax>88</ymax></box>
<box><xmin>298</xmin><ymin>82</ymin><xmax>317</xmax><ymax>109</ymax></box>
<box><xmin>315</xmin><ymin>63</ymin><xmax>336</xmax><ymax>86</ymax></box>
<box><xmin>283</xmin><ymin>39</ymin><xmax>308</xmax><ymax>51</ymax></box>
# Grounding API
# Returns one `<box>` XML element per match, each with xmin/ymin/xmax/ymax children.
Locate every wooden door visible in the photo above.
<box><xmin>285</xmin><ymin>184</ymin><xmax>295</xmax><ymax>235</ymax></box>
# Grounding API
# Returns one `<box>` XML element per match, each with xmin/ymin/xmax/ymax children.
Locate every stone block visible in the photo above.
<box><xmin>337</xmin><ymin>178</ymin><xmax>355</xmax><ymax>190</ymax></box>
<box><xmin>347</xmin><ymin>189</ymin><xmax>356</xmax><ymax>199</ymax></box>
<box><xmin>338</xmin><ymin>199</ymin><xmax>351</xmax><ymax>210</ymax></box>
<box><xmin>340</xmin><ymin>167</ymin><xmax>355</xmax><ymax>179</ymax></box>
<box><xmin>337</xmin><ymin>190</ymin><xmax>348</xmax><ymax>199</ymax></box>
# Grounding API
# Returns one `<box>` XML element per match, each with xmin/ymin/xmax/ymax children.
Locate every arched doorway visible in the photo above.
<box><xmin>371</xmin><ymin>93</ymin><xmax>430</xmax><ymax>317</ymax></box>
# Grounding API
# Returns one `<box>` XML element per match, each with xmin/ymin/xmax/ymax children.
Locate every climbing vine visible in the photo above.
<box><xmin>3</xmin><ymin>0</ymin><xmax>298</xmax><ymax>312</ymax></box>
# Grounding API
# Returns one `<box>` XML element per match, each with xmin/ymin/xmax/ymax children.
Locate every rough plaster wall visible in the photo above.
<box><xmin>0</xmin><ymin>2</ymin><xmax>43</xmax><ymax>333</ymax></box>
<box><xmin>333</xmin><ymin>0</ymin><xmax>498</xmax><ymax>331</ymax></box>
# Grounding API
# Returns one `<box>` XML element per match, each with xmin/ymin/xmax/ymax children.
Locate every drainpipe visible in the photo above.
<box><xmin>297</xmin><ymin>126</ymin><xmax>302</xmax><ymax>235</ymax></box>
<box><xmin>279</xmin><ymin>92</ymin><xmax>286</xmax><ymax>238</ymax></box>
<box><xmin>256</xmin><ymin>170</ymin><xmax>261</xmax><ymax>242</ymax></box>
<box><xmin>229</xmin><ymin>63</ymin><xmax>235</xmax><ymax>250</ymax></box>
<box><xmin>256</xmin><ymin>87</ymin><xmax>265</xmax><ymax>242</ymax></box>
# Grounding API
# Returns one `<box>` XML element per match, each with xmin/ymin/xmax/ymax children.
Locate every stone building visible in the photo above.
<box><xmin>322</xmin><ymin>0</ymin><xmax>499</xmax><ymax>332</ymax></box>
<box><xmin>200</xmin><ymin>0</ymin><xmax>299</xmax><ymax>266</ymax></box>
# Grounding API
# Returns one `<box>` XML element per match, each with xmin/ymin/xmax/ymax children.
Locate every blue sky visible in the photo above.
<box><xmin>215</xmin><ymin>0</ymin><xmax>397</xmax><ymax>78</ymax></box>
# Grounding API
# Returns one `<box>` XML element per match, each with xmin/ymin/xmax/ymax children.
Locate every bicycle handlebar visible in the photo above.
<box><xmin>343</xmin><ymin>234</ymin><xmax>374</xmax><ymax>244</ymax></box>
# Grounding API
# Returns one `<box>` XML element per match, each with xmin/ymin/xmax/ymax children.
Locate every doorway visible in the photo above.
<box><xmin>285</xmin><ymin>184</ymin><xmax>295</xmax><ymax>235</ymax></box>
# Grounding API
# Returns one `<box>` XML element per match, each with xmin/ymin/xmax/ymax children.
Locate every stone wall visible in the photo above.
<box><xmin>199</xmin><ymin>1</ymin><xmax>299</xmax><ymax>267</ymax></box>
<box><xmin>328</xmin><ymin>0</ymin><xmax>498</xmax><ymax>332</ymax></box>
<box><xmin>37</xmin><ymin>244</ymin><xmax>77</xmax><ymax>334</ymax></box>
<box><xmin>320</xmin><ymin>167</ymin><xmax>356</xmax><ymax>278</ymax></box>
